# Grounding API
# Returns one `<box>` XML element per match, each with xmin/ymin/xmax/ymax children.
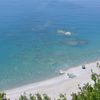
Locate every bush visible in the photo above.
<box><xmin>71</xmin><ymin>72</ymin><xmax>100</xmax><ymax>100</ymax></box>
<box><xmin>1</xmin><ymin>72</ymin><xmax>100</xmax><ymax>100</ymax></box>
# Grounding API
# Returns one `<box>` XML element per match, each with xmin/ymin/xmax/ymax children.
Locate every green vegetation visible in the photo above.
<box><xmin>0</xmin><ymin>72</ymin><xmax>100</xmax><ymax>100</ymax></box>
<box><xmin>71</xmin><ymin>72</ymin><xmax>100</xmax><ymax>100</ymax></box>
<box><xmin>19</xmin><ymin>93</ymin><xmax>51</xmax><ymax>100</ymax></box>
<box><xmin>19</xmin><ymin>93</ymin><xmax>67</xmax><ymax>100</ymax></box>
<box><xmin>0</xmin><ymin>92</ymin><xmax>6</xmax><ymax>100</ymax></box>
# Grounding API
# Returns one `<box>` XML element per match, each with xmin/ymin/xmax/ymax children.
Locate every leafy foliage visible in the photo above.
<box><xmin>19</xmin><ymin>93</ymin><xmax>51</xmax><ymax>100</ymax></box>
<box><xmin>71</xmin><ymin>72</ymin><xmax>100</xmax><ymax>100</ymax></box>
<box><xmin>57</xmin><ymin>94</ymin><xmax>67</xmax><ymax>100</ymax></box>
<box><xmin>1</xmin><ymin>72</ymin><xmax>100</xmax><ymax>100</ymax></box>
<box><xmin>0</xmin><ymin>92</ymin><xmax>6</xmax><ymax>100</ymax></box>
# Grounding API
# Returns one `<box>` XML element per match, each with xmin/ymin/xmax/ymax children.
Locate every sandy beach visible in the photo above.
<box><xmin>5</xmin><ymin>61</ymin><xmax>100</xmax><ymax>100</ymax></box>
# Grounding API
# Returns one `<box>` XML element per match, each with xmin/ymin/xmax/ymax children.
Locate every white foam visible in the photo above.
<box><xmin>57</xmin><ymin>30</ymin><xmax>72</xmax><ymax>36</ymax></box>
<box><xmin>57</xmin><ymin>30</ymin><xmax>65</xmax><ymax>34</ymax></box>
<box><xmin>64</xmin><ymin>32</ymin><xmax>72</xmax><ymax>36</ymax></box>
<box><xmin>59</xmin><ymin>70</ymin><xmax>66</xmax><ymax>74</ymax></box>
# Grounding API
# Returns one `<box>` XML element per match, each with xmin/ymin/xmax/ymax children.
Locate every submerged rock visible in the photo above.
<box><xmin>66</xmin><ymin>39</ymin><xmax>88</xmax><ymax>46</ymax></box>
<box><xmin>67</xmin><ymin>40</ymin><xmax>78</xmax><ymax>46</ymax></box>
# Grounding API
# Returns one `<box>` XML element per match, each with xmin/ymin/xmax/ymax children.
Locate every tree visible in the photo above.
<box><xmin>71</xmin><ymin>72</ymin><xmax>100</xmax><ymax>100</ymax></box>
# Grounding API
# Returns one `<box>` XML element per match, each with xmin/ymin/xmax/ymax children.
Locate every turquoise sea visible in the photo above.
<box><xmin>0</xmin><ymin>0</ymin><xmax>100</xmax><ymax>90</ymax></box>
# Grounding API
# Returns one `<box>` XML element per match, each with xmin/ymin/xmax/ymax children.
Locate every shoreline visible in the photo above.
<box><xmin>5</xmin><ymin>60</ymin><xmax>100</xmax><ymax>100</ymax></box>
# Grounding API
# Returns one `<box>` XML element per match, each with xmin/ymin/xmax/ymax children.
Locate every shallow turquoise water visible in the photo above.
<box><xmin>0</xmin><ymin>0</ymin><xmax>100</xmax><ymax>89</ymax></box>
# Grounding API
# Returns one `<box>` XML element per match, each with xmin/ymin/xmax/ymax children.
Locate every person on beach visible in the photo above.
<box><xmin>96</xmin><ymin>62</ymin><xmax>100</xmax><ymax>68</ymax></box>
<box><xmin>82</xmin><ymin>65</ymin><xmax>86</xmax><ymax>69</ymax></box>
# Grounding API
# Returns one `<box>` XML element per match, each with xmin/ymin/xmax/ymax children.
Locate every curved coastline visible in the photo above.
<box><xmin>5</xmin><ymin>60</ymin><xmax>100</xmax><ymax>100</ymax></box>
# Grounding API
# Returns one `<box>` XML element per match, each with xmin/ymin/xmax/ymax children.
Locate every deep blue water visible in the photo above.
<box><xmin>0</xmin><ymin>0</ymin><xmax>100</xmax><ymax>90</ymax></box>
